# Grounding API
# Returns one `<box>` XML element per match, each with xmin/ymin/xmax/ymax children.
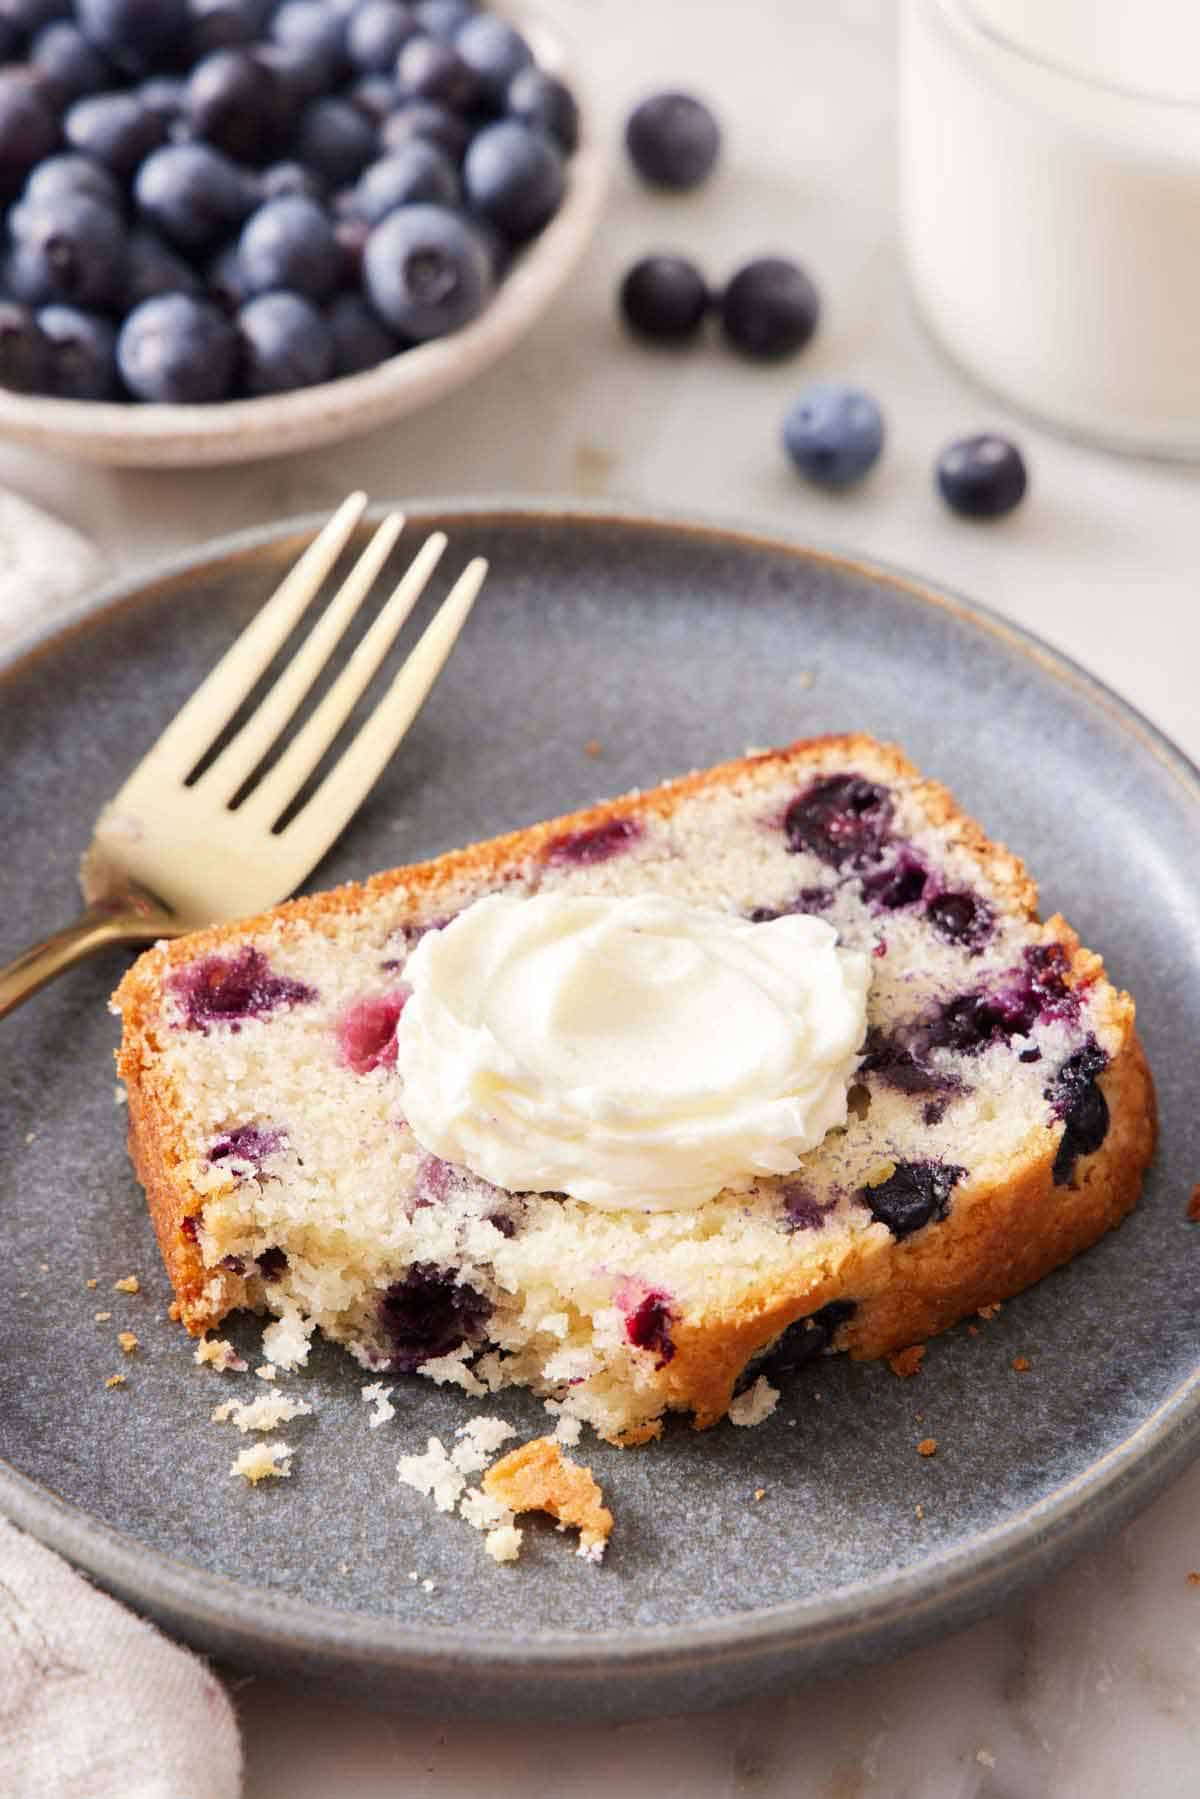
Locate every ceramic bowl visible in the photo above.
<box><xmin>0</xmin><ymin>20</ymin><xmax>607</xmax><ymax>468</ymax></box>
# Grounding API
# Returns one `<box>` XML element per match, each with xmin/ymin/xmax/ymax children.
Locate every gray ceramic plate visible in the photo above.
<box><xmin>1</xmin><ymin>505</ymin><xmax>1198</xmax><ymax>1723</ymax></box>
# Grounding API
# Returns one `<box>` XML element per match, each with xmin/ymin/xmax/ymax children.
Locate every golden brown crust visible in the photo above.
<box><xmin>652</xmin><ymin>1031</ymin><xmax>1155</xmax><ymax>1430</ymax></box>
<box><xmin>482</xmin><ymin>1437</ymin><xmax>613</xmax><ymax>1551</ymax></box>
<box><xmin>112</xmin><ymin>731</ymin><xmax>1157</xmax><ymax>1422</ymax></box>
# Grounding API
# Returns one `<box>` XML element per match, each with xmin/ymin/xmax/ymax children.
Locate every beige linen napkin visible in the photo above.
<box><xmin>2</xmin><ymin>494</ymin><xmax>241</xmax><ymax>1795</ymax></box>
<box><xmin>0</xmin><ymin>1519</ymin><xmax>241</xmax><ymax>1799</ymax></box>
<box><xmin>0</xmin><ymin>488</ymin><xmax>106</xmax><ymax>650</ymax></box>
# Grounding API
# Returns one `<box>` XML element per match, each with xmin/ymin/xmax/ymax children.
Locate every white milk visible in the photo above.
<box><xmin>901</xmin><ymin>0</ymin><xmax>1200</xmax><ymax>453</ymax></box>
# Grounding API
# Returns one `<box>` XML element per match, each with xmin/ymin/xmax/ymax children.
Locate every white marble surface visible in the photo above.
<box><xmin>6</xmin><ymin>2</ymin><xmax>1200</xmax><ymax>1792</ymax></box>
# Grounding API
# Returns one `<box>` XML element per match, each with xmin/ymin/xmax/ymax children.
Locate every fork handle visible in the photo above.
<box><xmin>0</xmin><ymin>904</ymin><xmax>163</xmax><ymax>1020</ymax></box>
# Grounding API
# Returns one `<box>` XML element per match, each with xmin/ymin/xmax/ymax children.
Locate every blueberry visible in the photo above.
<box><xmin>204</xmin><ymin>240</ymin><xmax>251</xmax><ymax>311</ymax></box>
<box><xmin>626</xmin><ymin>90</ymin><xmax>719</xmax><ymax>190</ymax></box>
<box><xmin>0</xmin><ymin>0</ymin><xmax>69</xmax><ymax>33</ymax></box>
<box><xmin>30</xmin><ymin>22</ymin><xmax>112</xmax><ymax>108</ymax></box>
<box><xmin>327</xmin><ymin>288</ymin><xmax>399</xmax><ymax>374</ymax></box>
<box><xmin>0</xmin><ymin>70</ymin><xmax>59</xmax><ymax>202</ymax></box>
<box><xmin>136</xmin><ymin>75</ymin><xmax>186</xmax><ymax>126</ymax></box>
<box><xmin>135</xmin><ymin>142</ymin><xmax>253</xmax><ymax>255</ymax></box>
<box><xmin>257</xmin><ymin>158</ymin><xmax>325</xmax><ymax>204</ymax></box>
<box><xmin>783</xmin><ymin>774</ymin><xmax>893</xmax><ymax>868</ymax></box>
<box><xmin>937</xmin><ymin>433</ymin><xmax>1028</xmax><ymax>519</ymax></box>
<box><xmin>721</xmin><ymin>257</ymin><xmax>820</xmax><ymax>360</ymax></box>
<box><xmin>186</xmin><ymin>48</ymin><xmax>288</xmax><ymax>163</ymax></box>
<box><xmin>11</xmin><ymin>193</ymin><xmax>128</xmax><ymax>310</ymax></box>
<box><xmin>348</xmin><ymin>73</ymin><xmax>399</xmax><ymax>123</ymax></box>
<box><xmin>353</xmin><ymin>141</ymin><xmax>458</xmax><ymax>223</ymax></box>
<box><xmin>294</xmin><ymin>95</ymin><xmax>377</xmax><ymax>187</ymax></box>
<box><xmin>186</xmin><ymin>0</ymin><xmax>272</xmax><ymax>55</ymax></box>
<box><xmin>505</xmin><ymin>66</ymin><xmax>578</xmax><ymax>153</ymax></box>
<box><xmin>236</xmin><ymin>194</ymin><xmax>339</xmax><ymax>302</ymax></box>
<box><xmin>412</xmin><ymin>0</ymin><xmax>474</xmax><ymax>40</ymax></box>
<box><xmin>379</xmin><ymin>1261</ymin><xmax>490</xmax><ymax>1371</ymax></box>
<box><xmin>926</xmin><ymin>890</ymin><xmax>991</xmax><ymax>950</ymax></box>
<box><xmin>783</xmin><ymin>381</ymin><xmax>884</xmax><ymax>488</ymax></box>
<box><xmin>269</xmin><ymin>0</ymin><xmax>349</xmax><ymax>76</ymax></box>
<box><xmin>64</xmin><ymin>92</ymin><xmax>163</xmax><ymax>178</ymax></box>
<box><xmin>125</xmin><ymin>225</ymin><xmax>204</xmax><ymax>305</ymax></box>
<box><xmin>394</xmin><ymin>33</ymin><xmax>477</xmax><ymax>112</ymax></box>
<box><xmin>859</xmin><ymin>848</ymin><xmax>928</xmax><ymax>910</ymax></box>
<box><xmin>75</xmin><ymin>0</ymin><xmax>190</xmax><ymax>76</ymax></box>
<box><xmin>379</xmin><ymin>98</ymin><xmax>468</xmax><ymax>161</ymax></box>
<box><xmin>619</xmin><ymin>254</ymin><xmax>709</xmax><ymax>344</ymax></box>
<box><xmin>543</xmin><ymin>816</ymin><xmax>640</xmax><ymax>866</ymax></box>
<box><xmin>237</xmin><ymin>289</ymin><xmax>332</xmax><ymax>394</ymax></box>
<box><xmin>752</xmin><ymin>1299</ymin><xmax>857</xmax><ymax>1381</ymax></box>
<box><xmin>624</xmin><ymin>1291</ymin><xmax>675</xmax><ymax>1366</ymax></box>
<box><xmin>347</xmin><ymin>0</ymin><xmax>418</xmax><ymax>73</ymax></box>
<box><xmin>212</xmin><ymin>1122</ymin><xmax>288</xmax><ymax>1166</ymax></box>
<box><xmin>337</xmin><ymin>989</ymin><xmax>408</xmax><ymax>1072</ymax></box>
<box><xmin>170</xmin><ymin>944</ymin><xmax>317</xmax><ymax>1026</ymax></box>
<box><xmin>860</xmin><ymin>1160</ymin><xmax>965</xmax><ymax>1240</ymax></box>
<box><xmin>1046</xmin><ymin>1040</ymin><xmax>1109</xmax><ymax>1186</ymax></box>
<box><xmin>118</xmin><ymin>293</ymin><xmax>239</xmax><ymax>404</ymax></box>
<box><xmin>857</xmin><ymin>1028</ymin><xmax>952</xmax><ymax>1098</ymax></box>
<box><xmin>253</xmin><ymin>39</ymin><xmax>333</xmax><ymax>108</ymax></box>
<box><xmin>36</xmin><ymin>303</ymin><xmax>116</xmax><ymax>397</ymax></box>
<box><xmin>463</xmin><ymin>118</ymin><xmax>563</xmax><ymax>241</ymax></box>
<box><xmin>453</xmin><ymin>13</ymin><xmax>531</xmax><ymax>109</ymax></box>
<box><xmin>363</xmin><ymin>201</ymin><xmax>491</xmax><ymax>338</ymax></box>
<box><xmin>0</xmin><ymin>301</ymin><xmax>50</xmax><ymax>392</ymax></box>
<box><xmin>333</xmin><ymin>210</ymin><xmax>369</xmax><ymax>284</ymax></box>
<box><xmin>22</xmin><ymin>150</ymin><xmax>123</xmax><ymax>214</ymax></box>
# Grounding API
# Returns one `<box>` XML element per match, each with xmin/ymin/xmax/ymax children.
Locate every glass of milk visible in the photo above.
<box><xmin>901</xmin><ymin>0</ymin><xmax>1200</xmax><ymax>455</ymax></box>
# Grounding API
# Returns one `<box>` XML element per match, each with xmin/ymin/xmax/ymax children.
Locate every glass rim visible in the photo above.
<box><xmin>935</xmin><ymin>0</ymin><xmax>1200</xmax><ymax>111</ymax></box>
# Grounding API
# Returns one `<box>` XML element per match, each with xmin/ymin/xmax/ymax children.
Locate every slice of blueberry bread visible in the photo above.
<box><xmin>112</xmin><ymin>735</ymin><xmax>1155</xmax><ymax>1445</ymax></box>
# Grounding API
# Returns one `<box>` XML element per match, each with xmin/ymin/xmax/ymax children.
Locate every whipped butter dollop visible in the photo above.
<box><xmin>394</xmin><ymin>892</ymin><xmax>871</xmax><ymax>1211</ymax></box>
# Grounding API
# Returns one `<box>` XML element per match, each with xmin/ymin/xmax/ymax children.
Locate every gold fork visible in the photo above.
<box><xmin>0</xmin><ymin>492</ymin><xmax>485</xmax><ymax>1018</ymax></box>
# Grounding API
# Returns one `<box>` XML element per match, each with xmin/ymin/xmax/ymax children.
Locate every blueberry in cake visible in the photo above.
<box><xmin>113</xmin><ymin>735</ymin><xmax>1156</xmax><ymax>1446</ymax></box>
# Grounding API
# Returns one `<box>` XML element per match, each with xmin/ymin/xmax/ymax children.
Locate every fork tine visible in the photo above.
<box><xmin>135</xmin><ymin>492</ymin><xmax>370</xmax><ymax>782</ymax></box>
<box><xmin>198</xmin><ymin>510</ymin><xmax>405</xmax><ymax>805</ymax></box>
<box><xmin>237</xmin><ymin>530</ymin><xmax>448</xmax><ymax>830</ymax></box>
<box><xmin>278</xmin><ymin>556</ymin><xmax>486</xmax><ymax>869</ymax></box>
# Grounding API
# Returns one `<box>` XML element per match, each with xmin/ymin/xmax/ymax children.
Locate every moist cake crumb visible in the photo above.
<box><xmin>118</xmin><ymin>1331</ymin><xmax>139</xmax><ymax>1354</ymax></box>
<box><xmin>361</xmin><ymin>1382</ymin><xmax>396</xmax><ymax>1428</ymax></box>
<box><xmin>94</xmin><ymin>1311</ymin><xmax>112</xmax><ymax>1323</ymax></box>
<box><xmin>1012</xmin><ymin>1355</ymin><xmax>1032</xmax><ymax>1373</ymax></box>
<box><xmin>482</xmin><ymin>1437</ymin><xmax>613</xmax><ymax>1560</ymax></box>
<box><xmin>105</xmin><ymin>1374</ymin><xmax>125</xmax><ymax>1388</ymax></box>
<box><xmin>255</xmin><ymin>1364</ymin><xmax>277</xmax><ymax>1381</ymax></box>
<box><xmin>485</xmin><ymin>1524</ymin><xmax>524</xmax><ymax>1563</ymax></box>
<box><xmin>397</xmin><ymin>1437</ymin><xmax>466</xmax><ymax>1514</ymax></box>
<box><xmin>917</xmin><ymin>1437</ymin><xmax>938</xmax><ymax>1457</ymax></box>
<box><xmin>231</xmin><ymin>1440</ymin><xmax>293</xmax><ymax>1482</ymax></box>
<box><xmin>212</xmin><ymin>1394</ymin><xmax>312</xmax><ymax>1433</ymax></box>
<box><xmin>114</xmin><ymin>1275</ymin><xmax>140</xmax><ymax>1294</ymax></box>
<box><xmin>86</xmin><ymin>1279</ymin><xmax>98</xmax><ymax>1290</ymax></box>
<box><xmin>888</xmin><ymin>1345</ymin><xmax>926</xmax><ymax>1377</ymax></box>
<box><xmin>728</xmin><ymin>1376</ymin><xmax>780</xmax><ymax>1428</ymax></box>
<box><xmin>194</xmin><ymin>1336</ymin><xmax>248</xmax><ymax>1373</ymax></box>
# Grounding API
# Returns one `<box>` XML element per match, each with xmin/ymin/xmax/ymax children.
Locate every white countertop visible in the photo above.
<box><xmin>6</xmin><ymin>3</ymin><xmax>1199</xmax><ymax>1792</ymax></box>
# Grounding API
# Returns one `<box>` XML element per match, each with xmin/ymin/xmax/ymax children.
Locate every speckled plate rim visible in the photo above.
<box><xmin>0</xmin><ymin>13</ymin><xmax>608</xmax><ymax>469</ymax></box>
<box><xmin>3</xmin><ymin>498</ymin><xmax>1198</xmax><ymax>1704</ymax></box>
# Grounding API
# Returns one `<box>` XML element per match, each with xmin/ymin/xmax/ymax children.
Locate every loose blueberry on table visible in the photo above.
<box><xmin>783</xmin><ymin>381</ymin><xmax>885</xmax><ymax>487</ymax></box>
<box><xmin>936</xmin><ymin>432</ymin><xmax>1028</xmax><ymax>518</ymax></box>
<box><xmin>0</xmin><ymin>0</ymin><xmax>579</xmax><ymax>404</ymax></box>
<box><xmin>720</xmin><ymin>255</ymin><xmax>821</xmax><ymax>359</ymax></box>
<box><xmin>618</xmin><ymin>252</ymin><xmax>709</xmax><ymax>344</ymax></box>
<box><xmin>625</xmin><ymin>90</ymin><xmax>721</xmax><ymax>190</ymax></box>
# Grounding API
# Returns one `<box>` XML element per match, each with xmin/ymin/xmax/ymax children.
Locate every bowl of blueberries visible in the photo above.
<box><xmin>0</xmin><ymin>0</ymin><xmax>605</xmax><ymax>464</ymax></box>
